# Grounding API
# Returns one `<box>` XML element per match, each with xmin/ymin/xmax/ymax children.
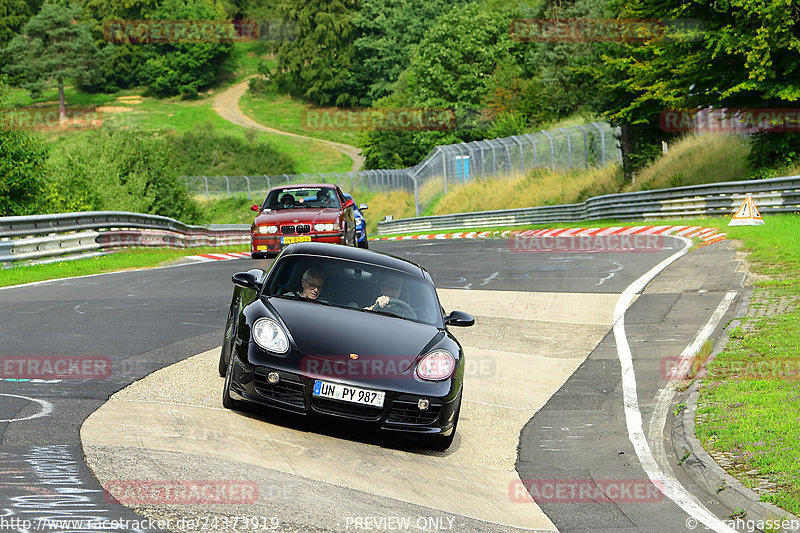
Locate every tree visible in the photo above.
<box><xmin>598</xmin><ymin>0</ymin><xmax>800</xmax><ymax>173</ymax></box>
<box><xmin>0</xmin><ymin>75</ymin><xmax>49</xmax><ymax>216</ymax></box>
<box><xmin>360</xmin><ymin>2</ymin><xmax>525</xmax><ymax>168</ymax></box>
<box><xmin>137</xmin><ymin>0</ymin><xmax>234</xmax><ymax>97</ymax></box>
<box><xmin>0</xmin><ymin>0</ymin><xmax>35</xmax><ymax>50</ymax></box>
<box><xmin>75</xmin><ymin>0</ymin><xmax>161</xmax><ymax>92</ymax></box>
<box><xmin>272</xmin><ymin>0</ymin><xmax>359</xmax><ymax>106</ymax></box>
<box><xmin>347</xmin><ymin>0</ymin><xmax>468</xmax><ymax>107</ymax></box>
<box><xmin>2</xmin><ymin>2</ymin><xmax>98</xmax><ymax>122</ymax></box>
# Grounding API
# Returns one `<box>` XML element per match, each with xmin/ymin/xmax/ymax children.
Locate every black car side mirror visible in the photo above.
<box><xmin>231</xmin><ymin>270</ymin><xmax>264</xmax><ymax>291</ymax></box>
<box><xmin>444</xmin><ymin>310</ymin><xmax>475</xmax><ymax>327</ymax></box>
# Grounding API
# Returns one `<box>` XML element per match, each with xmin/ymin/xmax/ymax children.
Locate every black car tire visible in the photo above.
<box><xmin>358</xmin><ymin>233</ymin><xmax>369</xmax><ymax>249</ymax></box>
<box><xmin>222</xmin><ymin>353</ymin><xmax>243</xmax><ymax>411</ymax></box>
<box><xmin>425</xmin><ymin>395</ymin><xmax>461</xmax><ymax>451</ymax></box>
<box><xmin>218</xmin><ymin>302</ymin><xmax>238</xmax><ymax>377</ymax></box>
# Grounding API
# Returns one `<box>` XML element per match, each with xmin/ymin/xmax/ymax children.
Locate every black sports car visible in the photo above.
<box><xmin>219</xmin><ymin>242</ymin><xmax>474</xmax><ymax>450</ymax></box>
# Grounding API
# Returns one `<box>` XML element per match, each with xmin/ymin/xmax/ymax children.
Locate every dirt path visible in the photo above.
<box><xmin>213</xmin><ymin>79</ymin><xmax>365</xmax><ymax>172</ymax></box>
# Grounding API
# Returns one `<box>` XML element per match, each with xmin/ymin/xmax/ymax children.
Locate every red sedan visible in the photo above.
<box><xmin>250</xmin><ymin>184</ymin><xmax>357</xmax><ymax>258</ymax></box>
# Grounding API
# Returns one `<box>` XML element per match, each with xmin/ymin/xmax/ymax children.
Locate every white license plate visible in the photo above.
<box><xmin>313</xmin><ymin>380</ymin><xmax>385</xmax><ymax>408</ymax></box>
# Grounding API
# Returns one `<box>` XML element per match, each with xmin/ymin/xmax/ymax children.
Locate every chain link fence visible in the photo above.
<box><xmin>183</xmin><ymin>122</ymin><xmax>621</xmax><ymax>215</ymax></box>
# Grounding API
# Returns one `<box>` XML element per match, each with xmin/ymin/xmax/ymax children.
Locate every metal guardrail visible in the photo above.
<box><xmin>183</xmin><ymin>122</ymin><xmax>622</xmax><ymax>217</ymax></box>
<box><xmin>0</xmin><ymin>211</ymin><xmax>250</xmax><ymax>266</ymax></box>
<box><xmin>377</xmin><ymin>175</ymin><xmax>800</xmax><ymax>234</ymax></box>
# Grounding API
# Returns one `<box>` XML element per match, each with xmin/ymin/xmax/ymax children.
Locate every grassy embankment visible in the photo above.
<box><xmin>693</xmin><ymin>217</ymin><xmax>800</xmax><ymax>515</ymax></box>
<box><xmin>239</xmin><ymin>88</ymin><xmax>359</xmax><ymax>147</ymax></box>
<box><xmin>14</xmin><ymin>42</ymin><xmax>352</xmax><ymax>175</ymax></box>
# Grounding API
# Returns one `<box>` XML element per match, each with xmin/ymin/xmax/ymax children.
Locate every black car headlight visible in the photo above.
<box><xmin>252</xmin><ymin>318</ymin><xmax>289</xmax><ymax>354</ymax></box>
<box><xmin>416</xmin><ymin>349</ymin><xmax>456</xmax><ymax>381</ymax></box>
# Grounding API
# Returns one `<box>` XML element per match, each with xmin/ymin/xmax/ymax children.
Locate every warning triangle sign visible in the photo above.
<box><xmin>729</xmin><ymin>194</ymin><xmax>764</xmax><ymax>226</ymax></box>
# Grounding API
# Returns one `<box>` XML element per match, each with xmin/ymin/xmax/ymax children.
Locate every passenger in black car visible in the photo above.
<box><xmin>288</xmin><ymin>267</ymin><xmax>326</xmax><ymax>300</ymax></box>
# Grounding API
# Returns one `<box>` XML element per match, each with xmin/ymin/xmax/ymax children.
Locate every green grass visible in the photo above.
<box><xmin>691</xmin><ymin>215</ymin><xmax>800</xmax><ymax>514</ymax></box>
<box><xmin>628</xmin><ymin>133</ymin><xmax>752</xmax><ymax>190</ymax></box>
<box><xmin>115</xmin><ymin>96</ymin><xmax>350</xmax><ymax>174</ymax></box>
<box><xmin>0</xmin><ymin>246</ymin><xmax>248</xmax><ymax>288</ymax></box>
<box><xmin>217</xmin><ymin>41</ymin><xmax>274</xmax><ymax>86</ymax></box>
<box><xmin>239</xmin><ymin>89</ymin><xmax>360</xmax><ymax>146</ymax></box>
<box><xmin>11</xmin><ymin>85</ymin><xmax>125</xmax><ymax>108</ymax></box>
<box><xmin>24</xmin><ymin>87</ymin><xmax>351</xmax><ymax>175</ymax></box>
<box><xmin>424</xmin><ymin>165</ymin><xmax>625</xmax><ymax>216</ymax></box>
<box><xmin>9</xmin><ymin>40</ymin><xmax>351</xmax><ymax>175</ymax></box>
<box><xmin>197</xmin><ymin>196</ymin><xmax>258</xmax><ymax>225</ymax></box>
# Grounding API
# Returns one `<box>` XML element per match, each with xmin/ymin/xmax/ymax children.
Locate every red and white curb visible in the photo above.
<box><xmin>373</xmin><ymin>225</ymin><xmax>726</xmax><ymax>246</ymax></box>
<box><xmin>184</xmin><ymin>252</ymin><xmax>252</xmax><ymax>263</ymax></box>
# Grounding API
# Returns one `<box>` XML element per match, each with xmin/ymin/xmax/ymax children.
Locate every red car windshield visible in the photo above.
<box><xmin>263</xmin><ymin>187</ymin><xmax>341</xmax><ymax>210</ymax></box>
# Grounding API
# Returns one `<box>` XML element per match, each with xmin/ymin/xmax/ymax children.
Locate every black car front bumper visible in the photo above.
<box><xmin>228</xmin><ymin>358</ymin><xmax>460</xmax><ymax>436</ymax></box>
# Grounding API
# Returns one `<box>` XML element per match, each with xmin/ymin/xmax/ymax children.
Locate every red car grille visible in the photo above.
<box><xmin>281</xmin><ymin>225</ymin><xmax>311</xmax><ymax>235</ymax></box>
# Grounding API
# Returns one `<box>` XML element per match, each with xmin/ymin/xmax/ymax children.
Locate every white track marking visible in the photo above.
<box><xmin>613</xmin><ymin>237</ymin><xmax>738</xmax><ymax>533</ymax></box>
<box><xmin>649</xmin><ymin>292</ymin><xmax>737</xmax><ymax>496</ymax></box>
<box><xmin>0</xmin><ymin>394</ymin><xmax>54</xmax><ymax>422</ymax></box>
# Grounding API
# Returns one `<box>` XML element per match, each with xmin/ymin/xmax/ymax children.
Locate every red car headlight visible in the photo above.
<box><xmin>416</xmin><ymin>350</ymin><xmax>456</xmax><ymax>381</ymax></box>
<box><xmin>313</xmin><ymin>223</ymin><xmax>339</xmax><ymax>232</ymax></box>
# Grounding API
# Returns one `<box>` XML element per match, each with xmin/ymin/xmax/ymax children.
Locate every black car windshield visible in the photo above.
<box><xmin>262</xmin><ymin>187</ymin><xmax>341</xmax><ymax>210</ymax></box>
<box><xmin>264</xmin><ymin>255</ymin><xmax>442</xmax><ymax>326</ymax></box>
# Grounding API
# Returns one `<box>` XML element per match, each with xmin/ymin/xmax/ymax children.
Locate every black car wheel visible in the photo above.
<box><xmin>218</xmin><ymin>302</ymin><xmax>238</xmax><ymax>377</ymax></box>
<box><xmin>358</xmin><ymin>232</ymin><xmax>369</xmax><ymax>249</ymax></box>
<box><xmin>425</xmin><ymin>395</ymin><xmax>461</xmax><ymax>451</ymax></box>
<box><xmin>222</xmin><ymin>352</ymin><xmax>243</xmax><ymax>411</ymax></box>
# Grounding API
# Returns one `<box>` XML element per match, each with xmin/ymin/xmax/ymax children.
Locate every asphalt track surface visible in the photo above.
<box><xmin>0</xmin><ymin>238</ymin><xmax>747</xmax><ymax>532</ymax></box>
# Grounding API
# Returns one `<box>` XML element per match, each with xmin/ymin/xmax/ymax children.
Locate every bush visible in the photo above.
<box><xmin>46</xmin><ymin>128</ymin><xmax>202</xmax><ymax>223</ymax></box>
<box><xmin>0</xmin><ymin>74</ymin><xmax>49</xmax><ymax>216</ymax></box>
